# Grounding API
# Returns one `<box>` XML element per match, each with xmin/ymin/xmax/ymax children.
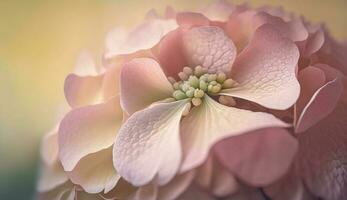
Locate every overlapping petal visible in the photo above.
<box><xmin>221</xmin><ymin>24</ymin><xmax>300</xmax><ymax>110</ymax></box>
<box><xmin>120</xmin><ymin>58</ymin><xmax>173</xmax><ymax>115</ymax></box>
<box><xmin>156</xmin><ymin>28</ymin><xmax>189</xmax><ymax>78</ymax></box>
<box><xmin>297</xmin><ymin>101</ymin><xmax>347</xmax><ymax>200</ymax></box>
<box><xmin>68</xmin><ymin>147</ymin><xmax>120</xmax><ymax>194</ymax></box>
<box><xmin>201</xmin><ymin>0</ymin><xmax>235</xmax><ymax>21</ymax></box>
<box><xmin>114</xmin><ymin>100</ymin><xmax>190</xmax><ymax>186</ymax></box>
<box><xmin>180</xmin><ymin>95</ymin><xmax>289</xmax><ymax>173</ymax></box>
<box><xmin>105</xmin><ymin>18</ymin><xmax>177</xmax><ymax>58</ymax></box>
<box><xmin>37</xmin><ymin>161</ymin><xmax>69</xmax><ymax>193</ymax></box>
<box><xmin>182</xmin><ymin>26</ymin><xmax>237</xmax><ymax>74</ymax></box>
<box><xmin>295</xmin><ymin>64</ymin><xmax>344</xmax><ymax>133</ymax></box>
<box><xmin>215</xmin><ymin>128</ymin><xmax>298</xmax><ymax>186</ymax></box>
<box><xmin>59</xmin><ymin>97</ymin><xmax>122</xmax><ymax>171</ymax></box>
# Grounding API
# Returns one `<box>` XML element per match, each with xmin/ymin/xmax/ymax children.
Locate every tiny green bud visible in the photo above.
<box><xmin>199</xmin><ymin>80</ymin><xmax>208</xmax><ymax>91</ymax></box>
<box><xmin>199</xmin><ymin>74</ymin><xmax>209</xmax><ymax>82</ymax></box>
<box><xmin>194</xmin><ymin>66</ymin><xmax>205</xmax><ymax>77</ymax></box>
<box><xmin>194</xmin><ymin>89</ymin><xmax>205</xmax><ymax>98</ymax></box>
<box><xmin>185</xmin><ymin>87</ymin><xmax>195</xmax><ymax>98</ymax></box>
<box><xmin>167</xmin><ymin>77</ymin><xmax>176</xmax><ymax>84</ymax></box>
<box><xmin>208</xmin><ymin>74</ymin><xmax>217</xmax><ymax>82</ymax></box>
<box><xmin>192</xmin><ymin>97</ymin><xmax>202</xmax><ymax>106</ymax></box>
<box><xmin>183</xmin><ymin>67</ymin><xmax>193</xmax><ymax>75</ymax></box>
<box><xmin>211</xmin><ymin>84</ymin><xmax>222</xmax><ymax>93</ymax></box>
<box><xmin>173</xmin><ymin>90</ymin><xmax>187</xmax><ymax>100</ymax></box>
<box><xmin>188</xmin><ymin>76</ymin><xmax>199</xmax><ymax>88</ymax></box>
<box><xmin>178</xmin><ymin>72</ymin><xmax>188</xmax><ymax>81</ymax></box>
<box><xmin>207</xmin><ymin>84</ymin><xmax>213</xmax><ymax>92</ymax></box>
<box><xmin>222</xmin><ymin>79</ymin><xmax>236</xmax><ymax>89</ymax></box>
<box><xmin>173</xmin><ymin>82</ymin><xmax>181</xmax><ymax>90</ymax></box>
<box><xmin>180</xmin><ymin>82</ymin><xmax>190</xmax><ymax>92</ymax></box>
<box><xmin>209</xmin><ymin>80</ymin><xmax>218</xmax><ymax>86</ymax></box>
<box><xmin>216</xmin><ymin>72</ymin><xmax>226</xmax><ymax>83</ymax></box>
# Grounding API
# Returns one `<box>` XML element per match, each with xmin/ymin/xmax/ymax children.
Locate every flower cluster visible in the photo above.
<box><xmin>37</xmin><ymin>1</ymin><xmax>347</xmax><ymax>200</ymax></box>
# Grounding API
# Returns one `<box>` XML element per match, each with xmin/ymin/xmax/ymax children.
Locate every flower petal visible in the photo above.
<box><xmin>195</xmin><ymin>155</ymin><xmax>239</xmax><ymax>197</ymax></box>
<box><xmin>73</xmin><ymin>50</ymin><xmax>99</xmax><ymax>76</ymax></box>
<box><xmin>156</xmin><ymin>28</ymin><xmax>188</xmax><ymax>78</ymax></box>
<box><xmin>253</xmin><ymin>12</ymin><xmax>308</xmax><ymax>42</ymax></box>
<box><xmin>59</xmin><ymin>97</ymin><xmax>122</xmax><ymax>171</ymax></box>
<box><xmin>177</xmin><ymin>185</ymin><xmax>215</xmax><ymax>200</ymax></box>
<box><xmin>180</xmin><ymin>95</ymin><xmax>289</xmax><ymax>173</ymax></box>
<box><xmin>114</xmin><ymin>100</ymin><xmax>190</xmax><ymax>186</ymax></box>
<box><xmin>182</xmin><ymin>26</ymin><xmax>237</xmax><ymax>73</ymax></box>
<box><xmin>129</xmin><ymin>184</ymin><xmax>157</xmax><ymax>200</ymax></box>
<box><xmin>176</xmin><ymin>12</ymin><xmax>210</xmax><ymax>28</ymax></box>
<box><xmin>105</xmin><ymin>19</ymin><xmax>177</xmax><ymax>58</ymax></box>
<box><xmin>298</xmin><ymin>101</ymin><xmax>347</xmax><ymax>200</ymax></box>
<box><xmin>41</xmin><ymin>125</ymin><xmax>59</xmax><ymax>165</ymax></box>
<box><xmin>120</xmin><ymin>58</ymin><xmax>174</xmax><ymax>115</ymax></box>
<box><xmin>64</xmin><ymin>74</ymin><xmax>104</xmax><ymax>108</ymax></box>
<box><xmin>221</xmin><ymin>24</ymin><xmax>300</xmax><ymax>110</ymax></box>
<box><xmin>37</xmin><ymin>181</ymin><xmax>75</xmax><ymax>200</ymax></box>
<box><xmin>215</xmin><ymin>128</ymin><xmax>298</xmax><ymax>186</ymax></box>
<box><xmin>37</xmin><ymin>161</ymin><xmax>68</xmax><ymax>192</ymax></box>
<box><xmin>295</xmin><ymin>78</ymin><xmax>343</xmax><ymax>133</ymax></box>
<box><xmin>202</xmin><ymin>0</ymin><xmax>235</xmax><ymax>21</ymax></box>
<box><xmin>295</xmin><ymin>66</ymin><xmax>326</xmax><ymax>116</ymax></box>
<box><xmin>157</xmin><ymin>171</ymin><xmax>196</xmax><ymax>200</ymax></box>
<box><xmin>101</xmin><ymin>65</ymin><xmax>121</xmax><ymax>101</ymax></box>
<box><xmin>68</xmin><ymin>147</ymin><xmax>120</xmax><ymax>194</ymax></box>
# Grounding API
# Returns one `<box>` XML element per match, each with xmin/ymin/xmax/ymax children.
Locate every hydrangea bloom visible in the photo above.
<box><xmin>37</xmin><ymin>1</ymin><xmax>347</xmax><ymax>200</ymax></box>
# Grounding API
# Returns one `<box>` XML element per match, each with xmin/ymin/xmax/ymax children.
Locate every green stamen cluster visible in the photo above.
<box><xmin>169</xmin><ymin>66</ymin><xmax>236</xmax><ymax>107</ymax></box>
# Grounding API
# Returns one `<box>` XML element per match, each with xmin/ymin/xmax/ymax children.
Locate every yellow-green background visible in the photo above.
<box><xmin>0</xmin><ymin>0</ymin><xmax>346</xmax><ymax>199</ymax></box>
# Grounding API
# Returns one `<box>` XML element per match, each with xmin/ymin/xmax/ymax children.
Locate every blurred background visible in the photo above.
<box><xmin>0</xmin><ymin>0</ymin><xmax>346</xmax><ymax>199</ymax></box>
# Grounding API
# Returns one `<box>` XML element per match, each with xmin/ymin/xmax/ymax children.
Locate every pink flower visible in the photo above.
<box><xmin>37</xmin><ymin>1</ymin><xmax>347</xmax><ymax>199</ymax></box>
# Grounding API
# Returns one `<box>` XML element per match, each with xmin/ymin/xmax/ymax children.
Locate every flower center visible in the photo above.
<box><xmin>168</xmin><ymin>66</ymin><xmax>236</xmax><ymax>107</ymax></box>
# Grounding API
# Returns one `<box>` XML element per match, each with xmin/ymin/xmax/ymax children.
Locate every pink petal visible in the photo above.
<box><xmin>120</xmin><ymin>58</ymin><xmax>173</xmax><ymax>115</ymax></box>
<box><xmin>202</xmin><ymin>0</ymin><xmax>235</xmax><ymax>21</ymax></box>
<box><xmin>295</xmin><ymin>78</ymin><xmax>343</xmax><ymax>133</ymax></box>
<box><xmin>225</xmin><ymin>9</ymin><xmax>257</xmax><ymax>51</ymax></box>
<box><xmin>100</xmin><ymin>179</ymin><xmax>137</xmax><ymax>200</ymax></box>
<box><xmin>215</xmin><ymin>128</ymin><xmax>298</xmax><ymax>186</ymax></box>
<box><xmin>156</xmin><ymin>28</ymin><xmax>188</xmax><ymax>78</ymax></box>
<box><xmin>157</xmin><ymin>171</ymin><xmax>196</xmax><ymax>200</ymax></box>
<box><xmin>195</xmin><ymin>155</ymin><xmax>239</xmax><ymax>197</ymax></box>
<box><xmin>297</xmin><ymin>101</ymin><xmax>347</xmax><ymax>200</ymax></box>
<box><xmin>101</xmin><ymin>65</ymin><xmax>121</xmax><ymax>100</ymax></box>
<box><xmin>264</xmin><ymin>165</ymin><xmax>315</xmax><ymax>200</ymax></box>
<box><xmin>295</xmin><ymin>66</ymin><xmax>326</xmax><ymax>116</ymax></box>
<box><xmin>182</xmin><ymin>26</ymin><xmax>237</xmax><ymax>73</ymax></box>
<box><xmin>59</xmin><ymin>97</ymin><xmax>122</xmax><ymax>171</ymax></box>
<box><xmin>41</xmin><ymin>125</ymin><xmax>59</xmax><ymax>165</ymax></box>
<box><xmin>64</xmin><ymin>74</ymin><xmax>104</xmax><ymax>108</ymax></box>
<box><xmin>105</xmin><ymin>19</ymin><xmax>177</xmax><ymax>58</ymax></box>
<box><xmin>114</xmin><ymin>100</ymin><xmax>190</xmax><ymax>186</ymax></box>
<box><xmin>222</xmin><ymin>24</ymin><xmax>300</xmax><ymax>110</ymax></box>
<box><xmin>37</xmin><ymin>161</ymin><xmax>68</xmax><ymax>192</ymax></box>
<box><xmin>68</xmin><ymin>147</ymin><xmax>120</xmax><ymax>194</ymax></box>
<box><xmin>253</xmin><ymin>12</ymin><xmax>308</xmax><ymax>42</ymax></box>
<box><xmin>225</xmin><ymin>187</ymin><xmax>267</xmax><ymax>200</ymax></box>
<box><xmin>303</xmin><ymin>28</ymin><xmax>325</xmax><ymax>56</ymax></box>
<box><xmin>177</xmin><ymin>185</ymin><xmax>215</xmax><ymax>200</ymax></box>
<box><xmin>176</xmin><ymin>12</ymin><xmax>210</xmax><ymax>28</ymax></box>
<box><xmin>73</xmin><ymin>50</ymin><xmax>99</xmax><ymax>76</ymax></box>
<box><xmin>180</xmin><ymin>95</ymin><xmax>289</xmax><ymax>173</ymax></box>
<box><xmin>37</xmin><ymin>181</ymin><xmax>75</xmax><ymax>200</ymax></box>
<box><xmin>129</xmin><ymin>184</ymin><xmax>157</xmax><ymax>200</ymax></box>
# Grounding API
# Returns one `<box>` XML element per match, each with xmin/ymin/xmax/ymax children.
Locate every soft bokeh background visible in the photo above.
<box><xmin>0</xmin><ymin>0</ymin><xmax>346</xmax><ymax>199</ymax></box>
